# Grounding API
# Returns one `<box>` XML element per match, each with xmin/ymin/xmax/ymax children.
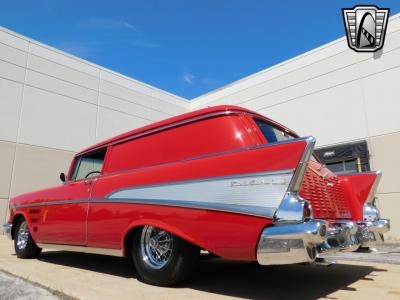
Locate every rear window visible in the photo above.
<box><xmin>255</xmin><ymin>119</ymin><xmax>293</xmax><ymax>143</ymax></box>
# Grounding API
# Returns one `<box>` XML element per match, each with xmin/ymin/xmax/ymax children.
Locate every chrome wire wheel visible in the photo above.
<box><xmin>16</xmin><ymin>221</ymin><xmax>29</xmax><ymax>251</ymax></box>
<box><xmin>140</xmin><ymin>226</ymin><xmax>174</xmax><ymax>269</ymax></box>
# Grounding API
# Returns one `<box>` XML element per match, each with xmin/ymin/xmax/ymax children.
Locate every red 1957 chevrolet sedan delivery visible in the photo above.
<box><xmin>3</xmin><ymin>105</ymin><xmax>390</xmax><ymax>286</ymax></box>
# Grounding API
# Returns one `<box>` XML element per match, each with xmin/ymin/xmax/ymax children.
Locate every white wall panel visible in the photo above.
<box><xmin>248</xmin><ymin>64</ymin><xmax>361</xmax><ymax>112</ymax></box>
<box><xmin>99</xmin><ymin>93</ymin><xmax>169</xmax><ymax>122</ymax></box>
<box><xmin>257</xmin><ymin>103</ymin><xmax>289</xmax><ymax>127</ymax></box>
<box><xmin>18</xmin><ymin>86</ymin><xmax>97</xmax><ymax>151</ymax></box>
<box><xmin>29</xmin><ymin>43</ymin><xmax>99</xmax><ymax>77</ymax></box>
<box><xmin>358</xmin><ymin>46</ymin><xmax>400</xmax><ymax>78</ymax></box>
<box><xmin>362</xmin><ymin>67</ymin><xmax>400</xmax><ymax>137</ymax></box>
<box><xmin>150</xmin><ymin>88</ymin><xmax>188</xmax><ymax>108</ymax></box>
<box><xmin>101</xmin><ymin>70</ymin><xmax>156</xmax><ymax>98</ymax></box>
<box><xmin>219</xmin><ymin>76</ymin><xmax>286</xmax><ymax>108</ymax></box>
<box><xmin>282</xmin><ymin>50</ymin><xmax>358</xmax><ymax>87</ymax></box>
<box><xmin>0</xmin><ymin>59</ymin><xmax>25</xmax><ymax>83</ymax></box>
<box><xmin>380</xmin><ymin>27</ymin><xmax>400</xmax><ymax>52</ymax></box>
<box><xmin>96</xmin><ymin>107</ymin><xmax>150</xmax><ymax>142</ymax></box>
<box><xmin>152</xmin><ymin>97</ymin><xmax>187</xmax><ymax>115</ymax></box>
<box><xmin>0</xmin><ymin>28</ymin><xmax>29</xmax><ymax>51</ymax></box>
<box><xmin>0</xmin><ymin>78</ymin><xmax>23</xmax><ymax>142</ymax></box>
<box><xmin>286</xmin><ymin>81</ymin><xmax>368</xmax><ymax>146</ymax></box>
<box><xmin>100</xmin><ymin>79</ymin><xmax>153</xmax><ymax>108</ymax></box>
<box><xmin>25</xmin><ymin>69</ymin><xmax>98</xmax><ymax>104</ymax></box>
<box><xmin>27</xmin><ymin>54</ymin><xmax>99</xmax><ymax>90</ymax></box>
<box><xmin>0</xmin><ymin>42</ymin><xmax>27</xmax><ymax>67</ymax></box>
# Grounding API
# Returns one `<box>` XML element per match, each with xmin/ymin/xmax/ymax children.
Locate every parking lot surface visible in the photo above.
<box><xmin>1</xmin><ymin>236</ymin><xmax>400</xmax><ymax>300</ymax></box>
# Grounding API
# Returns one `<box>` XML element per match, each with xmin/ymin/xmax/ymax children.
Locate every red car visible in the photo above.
<box><xmin>3</xmin><ymin>105</ymin><xmax>390</xmax><ymax>286</ymax></box>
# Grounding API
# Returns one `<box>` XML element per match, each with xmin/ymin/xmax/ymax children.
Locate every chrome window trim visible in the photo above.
<box><xmin>80</xmin><ymin>110</ymin><xmax>299</xmax><ymax>156</ymax></box>
<box><xmin>100</xmin><ymin>136</ymin><xmax>313</xmax><ymax>179</ymax></box>
<box><xmin>80</xmin><ymin>110</ymin><xmax>243</xmax><ymax>155</ymax></box>
<box><xmin>36</xmin><ymin>243</ymin><xmax>123</xmax><ymax>257</ymax></box>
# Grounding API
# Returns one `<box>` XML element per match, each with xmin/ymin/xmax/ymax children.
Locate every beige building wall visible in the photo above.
<box><xmin>0</xmin><ymin>27</ymin><xmax>190</xmax><ymax>223</ymax></box>
<box><xmin>191</xmin><ymin>14</ymin><xmax>400</xmax><ymax>241</ymax></box>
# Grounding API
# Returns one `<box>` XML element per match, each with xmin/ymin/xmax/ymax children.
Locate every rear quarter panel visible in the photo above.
<box><xmin>88</xmin><ymin>139</ymin><xmax>309</xmax><ymax>260</ymax></box>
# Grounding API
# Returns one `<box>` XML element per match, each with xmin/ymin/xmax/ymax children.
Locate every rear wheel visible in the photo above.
<box><xmin>14</xmin><ymin>218</ymin><xmax>42</xmax><ymax>259</ymax></box>
<box><xmin>131</xmin><ymin>225</ymin><xmax>199</xmax><ymax>286</ymax></box>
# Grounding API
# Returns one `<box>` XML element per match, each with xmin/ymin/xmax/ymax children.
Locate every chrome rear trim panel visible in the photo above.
<box><xmin>257</xmin><ymin>218</ymin><xmax>390</xmax><ymax>266</ymax></box>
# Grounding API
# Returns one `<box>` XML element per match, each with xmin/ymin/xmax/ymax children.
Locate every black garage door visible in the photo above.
<box><xmin>315</xmin><ymin>141</ymin><xmax>370</xmax><ymax>174</ymax></box>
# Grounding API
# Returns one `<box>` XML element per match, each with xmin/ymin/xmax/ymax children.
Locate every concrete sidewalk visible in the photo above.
<box><xmin>0</xmin><ymin>271</ymin><xmax>61</xmax><ymax>300</ymax></box>
<box><xmin>1</xmin><ymin>236</ymin><xmax>400</xmax><ymax>299</ymax></box>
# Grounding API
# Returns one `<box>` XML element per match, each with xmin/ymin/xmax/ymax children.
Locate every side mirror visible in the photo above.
<box><xmin>60</xmin><ymin>172</ymin><xmax>67</xmax><ymax>183</ymax></box>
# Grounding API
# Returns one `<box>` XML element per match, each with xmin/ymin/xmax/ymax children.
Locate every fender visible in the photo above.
<box><xmin>121</xmin><ymin>218</ymin><xmax>200</xmax><ymax>255</ymax></box>
<box><xmin>10</xmin><ymin>210</ymin><xmax>30</xmax><ymax>240</ymax></box>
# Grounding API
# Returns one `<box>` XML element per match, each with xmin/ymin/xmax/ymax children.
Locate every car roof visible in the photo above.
<box><xmin>77</xmin><ymin>105</ymin><xmax>297</xmax><ymax>155</ymax></box>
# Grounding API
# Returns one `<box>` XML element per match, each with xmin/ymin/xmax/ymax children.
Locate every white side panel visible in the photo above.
<box><xmin>107</xmin><ymin>171</ymin><xmax>293</xmax><ymax>217</ymax></box>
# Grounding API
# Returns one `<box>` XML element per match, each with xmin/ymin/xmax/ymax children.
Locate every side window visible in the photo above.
<box><xmin>254</xmin><ymin>119</ymin><xmax>293</xmax><ymax>143</ymax></box>
<box><xmin>70</xmin><ymin>148</ymin><xmax>106</xmax><ymax>181</ymax></box>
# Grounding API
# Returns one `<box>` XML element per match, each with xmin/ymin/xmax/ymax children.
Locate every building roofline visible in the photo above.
<box><xmin>191</xmin><ymin>11</ymin><xmax>400</xmax><ymax>106</ymax></box>
<box><xmin>0</xmin><ymin>26</ymin><xmax>190</xmax><ymax>106</ymax></box>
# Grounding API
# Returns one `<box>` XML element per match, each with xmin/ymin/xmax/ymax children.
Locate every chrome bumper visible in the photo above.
<box><xmin>257</xmin><ymin>218</ymin><xmax>390</xmax><ymax>265</ymax></box>
<box><xmin>2</xmin><ymin>223</ymin><xmax>12</xmax><ymax>240</ymax></box>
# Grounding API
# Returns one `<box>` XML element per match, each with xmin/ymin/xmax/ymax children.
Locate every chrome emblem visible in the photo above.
<box><xmin>342</xmin><ymin>5</ymin><xmax>390</xmax><ymax>52</ymax></box>
<box><xmin>231</xmin><ymin>177</ymin><xmax>287</xmax><ymax>187</ymax></box>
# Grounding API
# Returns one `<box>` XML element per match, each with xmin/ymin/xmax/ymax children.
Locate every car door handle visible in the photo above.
<box><xmin>84</xmin><ymin>178</ymin><xmax>98</xmax><ymax>185</ymax></box>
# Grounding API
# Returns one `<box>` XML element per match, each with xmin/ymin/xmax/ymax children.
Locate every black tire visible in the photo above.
<box><xmin>131</xmin><ymin>226</ymin><xmax>199</xmax><ymax>286</ymax></box>
<box><xmin>14</xmin><ymin>218</ymin><xmax>42</xmax><ymax>259</ymax></box>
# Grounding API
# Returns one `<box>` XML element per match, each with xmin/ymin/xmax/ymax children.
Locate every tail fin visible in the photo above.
<box><xmin>338</xmin><ymin>171</ymin><xmax>382</xmax><ymax>221</ymax></box>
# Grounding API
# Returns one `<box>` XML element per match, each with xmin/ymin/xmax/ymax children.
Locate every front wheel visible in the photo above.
<box><xmin>14</xmin><ymin>218</ymin><xmax>42</xmax><ymax>259</ymax></box>
<box><xmin>131</xmin><ymin>225</ymin><xmax>199</xmax><ymax>286</ymax></box>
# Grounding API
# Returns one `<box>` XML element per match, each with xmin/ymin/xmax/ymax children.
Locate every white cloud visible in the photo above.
<box><xmin>126</xmin><ymin>39</ymin><xmax>160</xmax><ymax>48</ymax></box>
<box><xmin>79</xmin><ymin>18</ymin><xmax>137</xmax><ymax>31</ymax></box>
<box><xmin>121</xmin><ymin>19</ymin><xmax>136</xmax><ymax>30</ymax></box>
<box><xmin>53</xmin><ymin>41</ymin><xmax>96</xmax><ymax>59</ymax></box>
<box><xmin>183</xmin><ymin>72</ymin><xmax>194</xmax><ymax>84</ymax></box>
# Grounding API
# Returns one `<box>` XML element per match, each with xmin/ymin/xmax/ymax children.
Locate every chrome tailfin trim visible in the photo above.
<box><xmin>288</xmin><ymin>136</ymin><xmax>316</xmax><ymax>193</ymax></box>
<box><xmin>366</xmin><ymin>170</ymin><xmax>382</xmax><ymax>204</ymax></box>
<box><xmin>273</xmin><ymin>136</ymin><xmax>316</xmax><ymax>224</ymax></box>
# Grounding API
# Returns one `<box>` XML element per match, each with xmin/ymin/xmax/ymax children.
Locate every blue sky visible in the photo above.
<box><xmin>1</xmin><ymin>1</ymin><xmax>399</xmax><ymax>99</ymax></box>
